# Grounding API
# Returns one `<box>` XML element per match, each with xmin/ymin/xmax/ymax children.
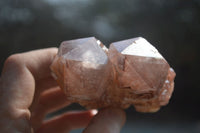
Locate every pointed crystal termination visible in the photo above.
<box><xmin>50</xmin><ymin>37</ymin><xmax>112</xmax><ymax>108</ymax></box>
<box><xmin>50</xmin><ymin>37</ymin><xmax>176</xmax><ymax>113</ymax></box>
<box><xmin>108</xmin><ymin>37</ymin><xmax>176</xmax><ymax>112</ymax></box>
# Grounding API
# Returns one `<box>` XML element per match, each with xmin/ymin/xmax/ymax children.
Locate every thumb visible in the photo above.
<box><xmin>83</xmin><ymin>107</ymin><xmax>126</xmax><ymax>133</ymax></box>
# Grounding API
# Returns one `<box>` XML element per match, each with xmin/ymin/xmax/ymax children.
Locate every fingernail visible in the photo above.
<box><xmin>91</xmin><ymin>109</ymin><xmax>98</xmax><ymax>115</ymax></box>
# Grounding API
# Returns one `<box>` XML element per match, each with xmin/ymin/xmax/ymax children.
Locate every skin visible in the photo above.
<box><xmin>0</xmin><ymin>48</ymin><xmax>126</xmax><ymax>133</ymax></box>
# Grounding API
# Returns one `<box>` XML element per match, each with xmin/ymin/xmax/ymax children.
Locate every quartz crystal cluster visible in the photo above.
<box><xmin>50</xmin><ymin>37</ymin><xmax>176</xmax><ymax>113</ymax></box>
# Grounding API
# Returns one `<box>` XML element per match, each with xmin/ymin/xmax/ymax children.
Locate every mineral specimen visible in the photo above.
<box><xmin>50</xmin><ymin>37</ymin><xmax>176</xmax><ymax>113</ymax></box>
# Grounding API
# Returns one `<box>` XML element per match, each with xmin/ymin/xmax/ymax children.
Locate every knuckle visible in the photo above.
<box><xmin>4</xmin><ymin>54</ymin><xmax>23</xmax><ymax>68</ymax></box>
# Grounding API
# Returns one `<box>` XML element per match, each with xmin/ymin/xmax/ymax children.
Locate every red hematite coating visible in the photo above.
<box><xmin>50</xmin><ymin>37</ymin><xmax>176</xmax><ymax>113</ymax></box>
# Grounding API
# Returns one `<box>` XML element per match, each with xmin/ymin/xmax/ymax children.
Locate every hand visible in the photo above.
<box><xmin>0</xmin><ymin>48</ymin><xmax>126</xmax><ymax>133</ymax></box>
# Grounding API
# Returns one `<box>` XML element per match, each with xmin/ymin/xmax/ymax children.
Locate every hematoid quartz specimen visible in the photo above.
<box><xmin>50</xmin><ymin>37</ymin><xmax>176</xmax><ymax>113</ymax></box>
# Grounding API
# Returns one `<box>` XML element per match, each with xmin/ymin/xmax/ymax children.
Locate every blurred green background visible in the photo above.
<box><xmin>0</xmin><ymin>0</ymin><xmax>200</xmax><ymax>132</ymax></box>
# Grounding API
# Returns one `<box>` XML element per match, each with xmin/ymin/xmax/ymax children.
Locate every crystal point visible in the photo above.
<box><xmin>59</xmin><ymin>37</ymin><xmax>107</xmax><ymax>64</ymax></box>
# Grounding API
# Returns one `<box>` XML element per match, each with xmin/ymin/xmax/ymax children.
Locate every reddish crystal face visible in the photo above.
<box><xmin>109</xmin><ymin>37</ymin><xmax>169</xmax><ymax>93</ymax></box>
<box><xmin>50</xmin><ymin>37</ymin><xmax>176</xmax><ymax>113</ymax></box>
<box><xmin>108</xmin><ymin>37</ymin><xmax>175</xmax><ymax>112</ymax></box>
<box><xmin>58</xmin><ymin>37</ymin><xmax>108</xmax><ymax>64</ymax></box>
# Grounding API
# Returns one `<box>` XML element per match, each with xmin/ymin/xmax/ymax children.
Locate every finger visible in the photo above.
<box><xmin>1</xmin><ymin>48</ymin><xmax>58</xmax><ymax>109</ymax></box>
<box><xmin>37</xmin><ymin>87</ymin><xmax>70</xmax><ymax>114</ymax></box>
<box><xmin>36</xmin><ymin>110</ymin><xmax>97</xmax><ymax>133</ymax></box>
<box><xmin>83</xmin><ymin>108</ymin><xmax>126</xmax><ymax>133</ymax></box>
<box><xmin>20</xmin><ymin>48</ymin><xmax>58</xmax><ymax>80</ymax></box>
<box><xmin>31</xmin><ymin>87</ymin><xmax>71</xmax><ymax>130</ymax></box>
<box><xmin>36</xmin><ymin>76</ymin><xmax>58</xmax><ymax>91</ymax></box>
<box><xmin>2</xmin><ymin>48</ymin><xmax>58</xmax><ymax>80</ymax></box>
<box><xmin>29</xmin><ymin>76</ymin><xmax>58</xmax><ymax>109</ymax></box>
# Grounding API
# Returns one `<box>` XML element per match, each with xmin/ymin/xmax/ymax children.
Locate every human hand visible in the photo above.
<box><xmin>0</xmin><ymin>48</ymin><xmax>126</xmax><ymax>133</ymax></box>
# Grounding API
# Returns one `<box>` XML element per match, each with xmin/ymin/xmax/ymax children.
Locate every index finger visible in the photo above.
<box><xmin>0</xmin><ymin>48</ymin><xmax>58</xmax><ymax>111</ymax></box>
<box><xmin>2</xmin><ymin>48</ymin><xmax>58</xmax><ymax>79</ymax></box>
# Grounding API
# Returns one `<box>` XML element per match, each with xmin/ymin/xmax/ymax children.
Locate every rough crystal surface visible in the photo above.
<box><xmin>108</xmin><ymin>37</ymin><xmax>175</xmax><ymax>112</ymax></box>
<box><xmin>50</xmin><ymin>37</ymin><xmax>176</xmax><ymax>113</ymax></box>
